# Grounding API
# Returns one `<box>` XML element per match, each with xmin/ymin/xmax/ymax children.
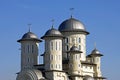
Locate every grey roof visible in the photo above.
<box><xmin>70</xmin><ymin>45</ymin><xmax>79</xmax><ymax>51</ymax></box>
<box><xmin>83</xmin><ymin>76</ymin><xmax>94</xmax><ymax>80</ymax></box>
<box><xmin>17</xmin><ymin>32</ymin><xmax>42</xmax><ymax>42</ymax></box>
<box><xmin>67</xmin><ymin>45</ymin><xmax>82</xmax><ymax>53</ymax></box>
<box><xmin>58</xmin><ymin>17</ymin><xmax>89</xmax><ymax>34</ymax></box>
<box><xmin>88</xmin><ymin>48</ymin><xmax>103</xmax><ymax>57</ymax></box>
<box><xmin>41</xmin><ymin>28</ymin><xmax>63</xmax><ymax>39</ymax></box>
<box><xmin>91</xmin><ymin>48</ymin><xmax>100</xmax><ymax>54</ymax></box>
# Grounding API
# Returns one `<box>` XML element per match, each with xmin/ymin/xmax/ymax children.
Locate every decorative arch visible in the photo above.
<box><xmin>16</xmin><ymin>69</ymin><xmax>44</xmax><ymax>80</ymax></box>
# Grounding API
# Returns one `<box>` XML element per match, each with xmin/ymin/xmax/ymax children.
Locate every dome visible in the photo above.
<box><xmin>91</xmin><ymin>48</ymin><xmax>100</xmax><ymax>54</ymax></box>
<box><xmin>90</xmin><ymin>48</ymin><xmax>103</xmax><ymax>56</ymax></box>
<box><xmin>68</xmin><ymin>45</ymin><xmax>82</xmax><ymax>53</ymax></box>
<box><xmin>58</xmin><ymin>17</ymin><xmax>89</xmax><ymax>34</ymax></box>
<box><xmin>41</xmin><ymin>28</ymin><xmax>63</xmax><ymax>39</ymax></box>
<box><xmin>22</xmin><ymin>32</ymin><xmax>38</xmax><ymax>39</ymax></box>
<box><xmin>17</xmin><ymin>31</ymin><xmax>42</xmax><ymax>42</ymax></box>
<box><xmin>83</xmin><ymin>76</ymin><xmax>94</xmax><ymax>80</ymax></box>
<box><xmin>70</xmin><ymin>45</ymin><xmax>79</xmax><ymax>51</ymax></box>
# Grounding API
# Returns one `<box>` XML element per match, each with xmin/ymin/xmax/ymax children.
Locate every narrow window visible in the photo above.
<box><xmin>28</xmin><ymin>45</ymin><xmax>30</xmax><ymax>53</ymax></box>
<box><xmin>28</xmin><ymin>58</ymin><xmax>30</xmax><ymax>63</ymax></box>
<box><xmin>50</xmin><ymin>55</ymin><xmax>53</xmax><ymax>60</ymax></box>
<box><xmin>76</xmin><ymin>55</ymin><xmax>77</xmax><ymax>60</ymax></box>
<box><xmin>51</xmin><ymin>64</ymin><xmax>53</xmax><ymax>68</ymax></box>
<box><xmin>56</xmin><ymin>41</ymin><xmax>57</xmax><ymax>50</ymax></box>
<box><xmin>56</xmin><ymin>64</ymin><xmax>57</xmax><ymax>68</ymax></box>
<box><xmin>66</xmin><ymin>45</ymin><xmax>69</xmax><ymax>51</ymax></box>
<box><xmin>66</xmin><ymin>38</ymin><xmax>69</xmax><ymax>43</ymax></box>
<box><xmin>59</xmin><ymin>64</ymin><xmax>61</xmax><ymax>69</ymax></box>
<box><xmin>51</xmin><ymin>42</ymin><xmax>53</xmax><ymax>50</ymax></box>
<box><xmin>78</xmin><ymin>38</ymin><xmax>81</xmax><ymax>43</ymax></box>
<box><xmin>32</xmin><ymin>45</ymin><xmax>34</xmax><ymax>53</ymax></box>
<box><xmin>59</xmin><ymin>41</ymin><xmax>61</xmax><ymax>50</ymax></box>
<box><xmin>79</xmin><ymin>45</ymin><xmax>81</xmax><ymax>50</ymax></box>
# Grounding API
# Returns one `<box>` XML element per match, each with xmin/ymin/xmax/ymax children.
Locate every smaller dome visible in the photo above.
<box><xmin>83</xmin><ymin>76</ymin><xmax>94</xmax><ymax>80</ymax></box>
<box><xmin>41</xmin><ymin>28</ymin><xmax>63</xmax><ymax>39</ymax></box>
<box><xmin>70</xmin><ymin>45</ymin><xmax>79</xmax><ymax>51</ymax></box>
<box><xmin>90</xmin><ymin>48</ymin><xmax>103</xmax><ymax>56</ymax></box>
<box><xmin>68</xmin><ymin>45</ymin><xmax>82</xmax><ymax>53</ymax></box>
<box><xmin>22</xmin><ymin>32</ymin><xmax>38</xmax><ymax>39</ymax></box>
<box><xmin>17</xmin><ymin>31</ymin><xmax>42</xmax><ymax>42</ymax></box>
<box><xmin>91</xmin><ymin>48</ymin><xmax>100</xmax><ymax>54</ymax></box>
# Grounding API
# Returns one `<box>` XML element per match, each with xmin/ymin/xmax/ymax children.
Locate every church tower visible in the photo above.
<box><xmin>17</xmin><ymin>30</ymin><xmax>42</xmax><ymax>70</ymax></box>
<box><xmin>41</xmin><ymin>27</ymin><xmax>64</xmax><ymax>80</ymax></box>
<box><xmin>58</xmin><ymin>17</ymin><xmax>89</xmax><ymax>61</ymax></box>
<box><xmin>88</xmin><ymin>48</ymin><xmax>103</xmax><ymax>79</ymax></box>
<box><xmin>68</xmin><ymin>45</ymin><xmax>83</xmax><ymax>80</ymax></box>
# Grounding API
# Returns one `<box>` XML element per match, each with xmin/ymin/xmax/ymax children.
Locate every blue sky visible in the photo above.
<box><xmin>0</xmin><ymin>0</ymin><xmax>120</xmax><ymax>80</ymax></box>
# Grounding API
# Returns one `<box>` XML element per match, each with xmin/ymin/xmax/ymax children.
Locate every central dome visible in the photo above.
<box><xmin>58</xmin><ymin>17</ymin><xmax>89</xmax><ymax>34</ymax></box>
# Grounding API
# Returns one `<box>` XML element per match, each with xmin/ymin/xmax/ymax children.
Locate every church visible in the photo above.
<box><xmin>16</xmin><ymin>15</ymin><xmax>106</xmax><ymax>80</ymax></box>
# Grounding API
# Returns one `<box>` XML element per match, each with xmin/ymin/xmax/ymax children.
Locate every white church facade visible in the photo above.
<box><xmin>16</xmin><ymin>16</ymin><xmax>106</xmax><ymax>80</ymax></box>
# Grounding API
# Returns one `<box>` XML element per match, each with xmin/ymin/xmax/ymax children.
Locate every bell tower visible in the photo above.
<box><xmin>41</xmin><ymin>27</ymin><xmax>63</xmax><ymax>80</ymax></box>
<box><xmin>58</xmin><ymin>17</ymin><xmax>89</xmax><ymax>61</ymax></box>
<box><xmin>17</xmin><ymin>30</ymin><xmax>42</xmax><ymax>70</ymax></box>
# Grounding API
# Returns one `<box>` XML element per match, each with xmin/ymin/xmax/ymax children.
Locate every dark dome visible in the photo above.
<box><xmin>89</xmin><ymin>48</ymin><xmax>103</xmax><ymax>56</ymax></box>
<box><xmin>17</xmin><ymin>32</ymin><xmax>41</xmax><ymax>42</ymax></box>
<box><xmin>58</xmin><ymin>17</ymin><xmax>89</xmax><ymax>34</ymax></box>
<box><xmin>91</xmin><ymin>48</ymin><xmax>100</xmax><ymax>54</ymax></box>
<box><xmin>68</xmin><ymin>45</ymin><xmax>82</xmax><ymax>53</ymax></box>
<box><xmin>41</xmin><ymin>28</ymin><xmax>63</xmax><ymax>39</ymax></box>
<box><xmin>70</xmin><ymin>45</ymin><xmax>79</xmax><ymax>51</ymax></box>
<box><xmin>83</xmin><ymin>76</ymin><xmax>94</xmax><ymax>80</ymax></box>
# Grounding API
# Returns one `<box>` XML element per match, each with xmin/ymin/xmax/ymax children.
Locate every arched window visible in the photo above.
<box><xmin>32</xmin><ymin>45</ymin><xmax>34</xmax><ymax>53</ymax></box>
<box><xmin>50</xmin><ymin>55</ymin><xmax>53</xmax><ymax>60</ymax></box>
<box><xmin>66</xmin><ymin>37</ymin><xmax>69</xmax><ymax>43</ymax></box>
<box><xmin>59</xmin><ymin>41</ymin><xmax>61</xmax><ymax>50</ymax></box>
<box><xmin>78</xmin><ymin>38</ymin><xmax>81</xmax><ymax>43</ymax></box>
<box><xmin>56</xmin><ymin>41</ymin><xmax>57</xmax><ymax>50</ymax></box>
<box><xmin>66</xmin><ymin>45</ymin><xmax>69</xmax><ymax>51</ymax></box>
<box><xmin>27</xmin><ymin>45</ymin><xmax>30</xmax><ymax>53</ymax></box>
<box><xmin>79</xmin><ymin>45</ymin><xmax>81</xmax><ymax>50</ymax></box>
<box><xmin>51</xmin><ymin>42</ymin><xmax>53</xmax><ymax>50</ymax></box>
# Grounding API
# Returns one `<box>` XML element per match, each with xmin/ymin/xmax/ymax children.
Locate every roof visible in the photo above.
<box><xmin>88</xmin><ymin>48</ymin><xmax>103</xmax><ymax>57</ymax></box>
<box><xmin>41</xmin><ymin>27</ymin><xmax>63</xmax><ymax>39</ymax></box>
<box><xmin>67</xmin><ymin>45</ymin><xmax>82</xmax><ymax>53</ymax></box>
<box><xmin>17</xmin><ymin>31</ymin><xmax>42</xmax><ymax>42</ymax></box>
<box><xmin>58</xmin><ymin>17</ymin><xmax>89</xmax><ymax>34</ymax></box>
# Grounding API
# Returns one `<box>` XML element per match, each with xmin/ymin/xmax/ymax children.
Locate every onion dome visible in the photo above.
<box><xmin>68</xmin><ymin>45</ymin><xmax>82</xmax><ymax>53</ymax></box>
<box><xmin>41</xmin><ymin>27</ymin><xmax>63</xmax><ymax>39</ymax></box>
<box><xmin>83</xmin><ymin>76</ymin><xmax>94</xmax><ymax>80</ymax></box>
<box><xmin>17</xmin><ymin>31</ymin><xmax>42</xmax><ymax>42</ymax></box>
<box><xmin>58</xmin><ymin>17</ymin><xmax>89</xmax><ymax>34</ymax></box>
<box><xmin>88</xmin><ymin>48</ymin><xmax>103</xmax><ymax>57</ymax></box>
